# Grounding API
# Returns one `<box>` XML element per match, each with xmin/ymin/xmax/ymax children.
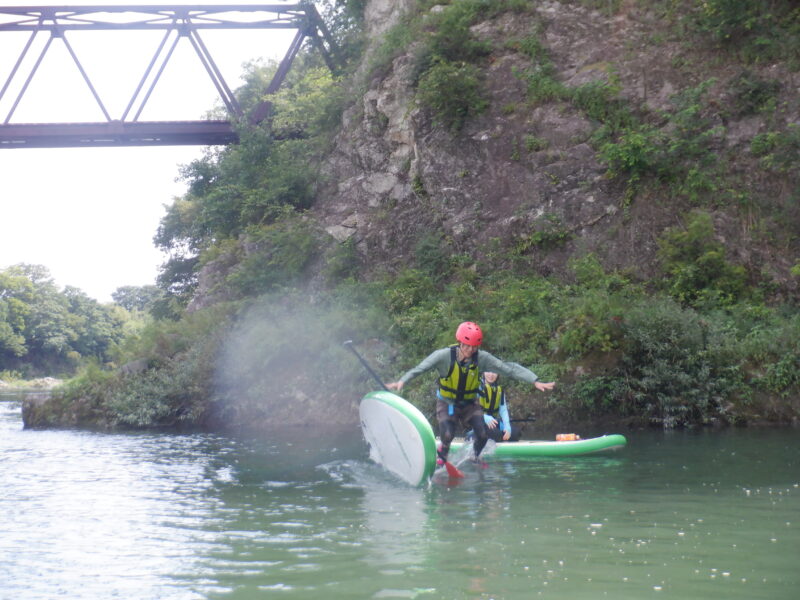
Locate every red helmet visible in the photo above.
<box><xmin>455</xmin><ymin>321</ymin><xmax>483</xmax><ymax>346</ymax></box>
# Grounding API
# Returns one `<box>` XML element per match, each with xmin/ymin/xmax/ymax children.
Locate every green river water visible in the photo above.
<box><xmin>1</xmin><ymin>393</ymin><xmax>798</xmax><ymax>599</ymax></box>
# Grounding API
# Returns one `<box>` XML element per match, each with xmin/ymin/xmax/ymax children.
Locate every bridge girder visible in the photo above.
<box><xmin>0</xmin><ymin>4</ymin><xmax>340</xmax><ymax>148</ymax></box>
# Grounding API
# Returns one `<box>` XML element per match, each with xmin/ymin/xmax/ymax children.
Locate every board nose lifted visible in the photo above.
<box><xmin>359</xmin><ymin>391</ymin><xmax>438</xmax><ymax>486</ymax></box>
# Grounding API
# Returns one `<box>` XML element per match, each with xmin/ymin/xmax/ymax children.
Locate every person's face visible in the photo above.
<box><xmin>484</xmin><ymin>372</ymin><xmax>498</xmax><ymax>383</ymax></box>
<box><xmin>459</xmin><ymin>343</ymin><xmax>479</xmax><ymax>358</ymax></box>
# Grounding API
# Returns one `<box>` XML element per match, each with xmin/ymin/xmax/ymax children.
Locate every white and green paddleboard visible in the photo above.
<box><xmin>359</xmin><ymin>391</ymin><xmax>437</xmax><ymax>486</ymax></box>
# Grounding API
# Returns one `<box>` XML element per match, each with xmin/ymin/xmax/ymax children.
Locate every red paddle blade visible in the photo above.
<box><xmin>444</xmin><ymin>460</ymin><xmax>465</xmax><ymax>478</ymax></box>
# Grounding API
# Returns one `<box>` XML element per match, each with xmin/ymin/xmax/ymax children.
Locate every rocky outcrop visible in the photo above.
<box><xmin>311</xmin><ymin>1</ymin><xmax>798</xmax><ymax>291</ymax></box>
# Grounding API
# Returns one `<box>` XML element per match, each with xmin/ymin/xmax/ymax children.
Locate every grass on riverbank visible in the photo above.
<box><xmin>0</xmin><ymin>373</ymin><xmax>62</xmax><ymax>391</ymax></box>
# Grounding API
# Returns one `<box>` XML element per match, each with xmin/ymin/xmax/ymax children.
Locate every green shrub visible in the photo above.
<box><xmin>0</xmin><ymin>370</ymin><xmax>24</xmax><ymax>383</ymax></box>
<box><xmin>421</xmin><ymin>0</ymin><xmax>493</xmax><ymax>65</ymax></box>
<box><xmin>750</xmin><ymin>124</ymin><xmax>800</xmax><ymax>173</ymax></box>
<box><xmin>571</xmin><ymin>78</ymin><xmax>636</xmax><ymax>132</ymax></box>
<box><xmin>224</xmin><ymin>219</ymin><xmax>320</xmax><ymax>297</ymax></box>
<box><xmin>325</xmin><ymin>238</ymin><xmax>361</xmax><ymax>283</ymax></box>
<box><xmin>688</xmin><ymin>0</ymin><xmax>800</xmax><ymax>64</ymax></box>
<box><xmin>666</xmin><ymin>79</ymin><xmax>723</xmax><ymax>155</ymax></box>
<box><xmin>367</xmin><ymin>18</ymin><xmax>418</xmax><ymax>80</ymax></box>
<box><xmin>599</xmin><ymin>124</ymin><xmax>665</xmax><ymax>181</ymax></box>
<box><xmin>571</xmin><ymin>374</ymin><xmax>627</xmax><ymax>414</ymax></box>
<box><xmin>384</xmin><ymin>269</ymin><xmax>438</xmax><ymax>314</ymax></box>
<box><xmin>657</xmin><ymin>211</ymin><xmax>748</xmax><ymax>307</ymax></box>
<box><xmin>521</xmin><ymin>64</ymin><xmax>566</xmax><ymax>104</ymax></box>
<box><xmin>727</xmin><ymin>70</ymin><xmax>781</xmax><ymax>115</ymax></box>
<box><xmin>417</xmin><ymin>59</ymin><xmax>488</xmax><ymax>131</ymax></box>
<box><xmin>736</xmin><ymin>307</ymin><xmax>800</xmax><ymax>398</ymax></box>
<box><xmin>414</xmin><ymin>230</ymin><xmax>454</xmax><ymax>282</ymax></box>
<box><xmin>510</xmin><ymin>30</ymin><xmax>567</xmax><ymax>104</ymax></box>
<box><xmin>410</xmin><ymin>0</ymin><xmax>494</xmax><ymax>90</ymax></box>
<box><xmin>553</xmin><ymin>255</ymin><xmax>641</xmax><ymax>357</ymax></box>
<box><xmin>466</xmin><ymin>272</ymin><xmax>561</xmax><ymax>368</ymax></box>
<box><xmin>524</xmin><ymin>134</ymin><xmax>548</xmax><ymax>152</ymax></box>
<box><xmin>209</xmin><ymin>291</ymin><xmax>392</xmax><ymax>425</ymax></box>
<box><xmin>617</xmin><ymin>297</ymin><xmax>744</xmax><ymax>427</ymax></box>
<box><xmin>762</xmin><ymin>352</ymin><xmax>800</xmax><ymax>397</ymax></box>
<box><xmin>514</xmin><ymin>215</ymin><xmax>572</xmax><ymax>254</ymax></box>
<box><xmin>598</xmin><ymin>80</ymin><xmax>723</xmax><ymax>203</ymax></box>
<box><xmin>510</xmin><ymin>32</ymin><xmax>550</xmax><ymax>63</ymax></box>
<box><xmin>692</xmin><ymin>0</ymin><xmax>766</xmax><ymax>42</ymax></box>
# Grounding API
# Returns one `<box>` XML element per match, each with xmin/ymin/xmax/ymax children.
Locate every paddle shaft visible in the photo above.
<box><xmin>342</xmin><ymin>340</ymin><xmax>389</xmax><ymax>391</ymax></box>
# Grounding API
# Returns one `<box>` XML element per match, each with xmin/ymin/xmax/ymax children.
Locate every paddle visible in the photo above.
<box><xmin>440</xmin><ymin>453</ymin><xmax>466</xmax><ymax>478</ymax></box>
<box><xmin>343</xmin><ymin>340</ymin><xmax>464</xmax><ymax>478</ymax></box>
<box><xmin>342</xmin><ymin>340</ymin><xmax>389</xmax><ymax>391</ymax></box>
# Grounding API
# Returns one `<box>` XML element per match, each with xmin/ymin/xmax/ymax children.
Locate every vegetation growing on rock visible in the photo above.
<box><xmin>21</xmin><ymin>0</ymin><xmax>800</xmax><ymax>431</ymax></box>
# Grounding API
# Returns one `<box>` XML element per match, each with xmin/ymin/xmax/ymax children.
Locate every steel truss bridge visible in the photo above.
<box><xmin>0</xmin><ymin>4</ymin><xmax>339</xmax><ymax>148</ymax></box>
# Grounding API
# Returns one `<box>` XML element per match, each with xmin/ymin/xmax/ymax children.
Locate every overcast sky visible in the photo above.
<box><xmin>0</xmin><ymin>1</ymin><xmax>297</xmax><ymax>301</ymax></box>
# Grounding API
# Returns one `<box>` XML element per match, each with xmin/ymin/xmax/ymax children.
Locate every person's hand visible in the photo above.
<box><xmin>386</xmin><ymin>381</ymin><xmax>404</xmax><ymax>391</ymax></box>
<box><xmin>486</xmin><ymin>417</ymin><xmax>498</xmax><ymax>429</ymax></box>
<box><xmin>502</xmin><ymin>429</ymin><xmax>511</xmax><ymax>441</ymax></box>
<box><xmin>534</xmin><ymin>381</ymin><xmax>555</xmax><ymax>392</ymax></box>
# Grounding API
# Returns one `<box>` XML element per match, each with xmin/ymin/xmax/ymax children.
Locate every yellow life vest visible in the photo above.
<box><xmin>438</xmin><ymin>345</ymin><xmax>481</xmax><ymax>404</ymax></box>
<box><xmin>479</xmin><ymin>381</ymin><xmax>503</xmax><ymax>416</ymax></box>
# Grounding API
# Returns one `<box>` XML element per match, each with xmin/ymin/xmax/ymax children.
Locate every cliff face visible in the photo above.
<box><xmin>23</xmin><ymin>2</ymin><xmax>800</xmax><ymax>433</ymax></box>
<box><xmin>313</xmin><ymin>1</ymin><xmax>799</xmax><ymax>293</ymax></box>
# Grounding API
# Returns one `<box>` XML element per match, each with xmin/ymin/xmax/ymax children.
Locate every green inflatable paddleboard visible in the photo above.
<box><xmin>450</xmin><ymin>434</ymin><xmax>627</xmax><ymax>458</ymax></box>
<box><xmin>359</xmin><ymin>391</ymin><xmax>437</xmax><ymax>486</ymax></box>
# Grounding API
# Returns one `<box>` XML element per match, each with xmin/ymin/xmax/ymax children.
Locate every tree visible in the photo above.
<box><xmin>65</xmin><ymin>286</ymin><xmax>126</xmax><ymax>360</ymax></box>
<box><xmin>112</xmin><ymin>285</ymin><xmax>164</xmax><ymax>312</ymax></box>
<box><xmin>0</xmin><ymin>266</ymin><xmax>35</xmax><ymax>362</ymax></box>
<box><xmin>0</xmin><ymin>264</ymin><xmax>130</xmax><ymax>374</ymax></box>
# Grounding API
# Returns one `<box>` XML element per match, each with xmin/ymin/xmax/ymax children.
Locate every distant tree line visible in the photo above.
<box><xmin>0</xmin><ymin>264</ymin><xmax>160</xmax><ymax>377</ymax></box>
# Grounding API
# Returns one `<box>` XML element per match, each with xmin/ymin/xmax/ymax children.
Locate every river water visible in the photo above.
<box><xmin>1</xmin><ymin>393</ymin><xmax>798</xmax><ymax>599</ymax></box>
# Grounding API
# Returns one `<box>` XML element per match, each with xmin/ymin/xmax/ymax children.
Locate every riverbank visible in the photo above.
<box><xmin>0</xmin><ymin>377</ymin><xmax>62</xmax><ymax>392</ymax></box>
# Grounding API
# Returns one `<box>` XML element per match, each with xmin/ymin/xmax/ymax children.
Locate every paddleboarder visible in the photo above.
<box><xmin>479</xmin><ymin>372</ymin><xmax>522</xmax><ymax>442</ymax></box>
<box><xmin>385</xmin><ymin>321</ymin><xmax>555</xmax><ymax>465</ymax></box>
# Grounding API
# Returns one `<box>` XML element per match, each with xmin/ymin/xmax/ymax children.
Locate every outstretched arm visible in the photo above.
<box><xmin>478</xmin><ymin>351</ymin><xmax>555</xmax><ymax>390</ymax></box>
<box><xmin>385</xmin><ymin>348</ymin><xmax>450</xmax><ymax>392</ymax></box>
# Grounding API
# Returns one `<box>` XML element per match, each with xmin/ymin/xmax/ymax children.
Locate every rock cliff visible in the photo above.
<box><xmin>313</xmin><ymin>0</ymin><xmax>799</xmax><ymax>293</ymax></box>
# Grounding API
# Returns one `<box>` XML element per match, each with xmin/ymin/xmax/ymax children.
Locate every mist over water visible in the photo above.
<box><xmin>213</xmin><ymin>300</ymin><xmax>366</xmax><ymax>428</ymax></box>
<box><xmin>2</xmin><ymin>393</ymin><xmax>798</xmax><ymax>599</ymax></box>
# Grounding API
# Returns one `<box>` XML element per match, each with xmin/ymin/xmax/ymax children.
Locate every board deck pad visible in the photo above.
<box><xmin>359</xmin><ymin>391</ymin><xmax>437</xmax><ymax>486</ymax></box>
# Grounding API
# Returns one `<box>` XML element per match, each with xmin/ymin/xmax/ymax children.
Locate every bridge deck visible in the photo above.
<box><xmin>0</xmin><ymin>121</ymin><xmax>238</xmax><ymax>148</ymax></box>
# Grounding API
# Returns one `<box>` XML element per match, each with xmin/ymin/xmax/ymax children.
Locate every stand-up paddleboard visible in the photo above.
<box><xmin>450</xmin><ymin>434</ymin><xmax>627</xmax><ymax>458</ymax></box>
<box><xmin>359</xmin><ymin>391</ymin><xmax>437</xmax><ymax>486</ymax></box>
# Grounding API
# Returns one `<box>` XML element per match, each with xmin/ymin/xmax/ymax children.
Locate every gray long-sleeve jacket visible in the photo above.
<box><xmin>399</xmin><ymin>347</ymin><xmax>539</xmax><ymax>386</ymax></box>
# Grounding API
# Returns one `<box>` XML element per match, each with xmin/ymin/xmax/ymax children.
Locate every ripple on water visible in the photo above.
<box><xmin>3</xmin><ymin>405</ymin><xmax>799</xmax><ymax>599</ymax></box>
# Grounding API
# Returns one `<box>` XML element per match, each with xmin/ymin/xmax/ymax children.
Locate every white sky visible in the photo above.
<box><xmin>0</xmin><ymin>1</ymin><xmax>298</xmax><ymax>301</ymax></box>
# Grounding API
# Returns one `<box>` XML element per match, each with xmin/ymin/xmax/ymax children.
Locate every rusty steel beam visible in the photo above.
<box><xmin>0</xmin><ymin>121</ymin><xmax>239</xmax><ymax>147</ymax></box>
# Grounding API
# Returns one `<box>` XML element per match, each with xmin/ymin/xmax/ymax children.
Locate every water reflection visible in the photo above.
<box><xmin>3</xmin><ymin>397</ymin><xmax>799</xmax><ymax>600</ymax></box>
<box><xmin>361</xmin><ymin>477</ymin><xmax>428</xmax><ymax>569</ymax></box>
<box><xmin>1</xmin><ymin>405</ymin><xmax>224</xmax><ymax>599</ymax></box>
